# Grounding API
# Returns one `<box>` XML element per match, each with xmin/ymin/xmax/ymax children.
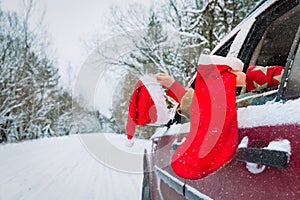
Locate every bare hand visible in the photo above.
<box><xmin>155</xmin><ymin>73</ymin><xmax>175</xmax><ymax>89</ymax></box>
<box><xmin>229</xmin><ymin>70</ymin><xmax>246</xmax><ymax>87</ymax></box>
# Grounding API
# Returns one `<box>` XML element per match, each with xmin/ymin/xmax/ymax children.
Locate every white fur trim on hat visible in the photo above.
<box><xmin>198</xmin><ymin>54</ymin><xmax>244</xmax><ymax>71</ymax></box>
<box><xmin>140</xmin><ymin>75</ymin><xmax>170</xmax><ymax>125</ymax></box>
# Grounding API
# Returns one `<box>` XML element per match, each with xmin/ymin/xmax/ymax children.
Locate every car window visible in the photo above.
<box><xmin>250</xmin><ymin>5</ymin><xmax>300</xmax><ymax>67</ymax></box>
<box><xmin>237</xmin><ymin>4</ymin><xmax>300</xmax><ymax>108</ymax></box>
<box><xmin>282</xmin><ymin>29</ymin><xmax>300</xmax><ymax>100</ymax></box>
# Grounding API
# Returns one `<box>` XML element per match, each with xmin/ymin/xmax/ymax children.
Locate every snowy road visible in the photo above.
<box><xmin>0</xmin><ymin>133</ymin><xmax>151</xmax><ymax>200</ymax></box>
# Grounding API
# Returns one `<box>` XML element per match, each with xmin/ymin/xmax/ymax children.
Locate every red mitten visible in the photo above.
<box><xmin>246</xmin><ymin>65</ymin><xmax>284</xmax><ymax>92</ymax></box>
<box><xmin>171</xmin><ymin>55</ymin><xmax>241</xmax><ymax>180</ymax></box>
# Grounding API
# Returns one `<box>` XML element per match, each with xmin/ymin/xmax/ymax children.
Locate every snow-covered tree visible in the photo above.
<box><xmin>0</xmin><ymin>6</ymin><xmax>60</xmax><ymax>141</ymax></box>
<box><xmin>0</xmin><ymin>1</ymin><xmax>105</xmax><ymax>143</ymax></box>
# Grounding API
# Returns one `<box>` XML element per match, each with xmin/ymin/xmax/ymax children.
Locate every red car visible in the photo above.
<box><xmin>142</xmin><ymin>0</ymin><xmax>300</xmax><ymax>199</ymax></box>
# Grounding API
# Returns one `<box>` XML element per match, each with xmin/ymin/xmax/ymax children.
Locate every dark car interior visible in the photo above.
<box><xmin>250</xmin><ymin>4</ymin><xmax>300</xmax><ymax>67</ymax></box>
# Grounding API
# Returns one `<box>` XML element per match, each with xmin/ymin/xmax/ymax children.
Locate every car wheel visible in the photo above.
<box><xmin>141</xmin><ymin>150</ymin><xmax>151</xmax><ymax>200</ymax></box>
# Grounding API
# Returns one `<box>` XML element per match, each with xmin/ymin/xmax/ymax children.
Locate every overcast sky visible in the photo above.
<box><xmin>1</xmin><ymin>0</ymin><xmax>152</xmax><ymax>83</ymax></box>
<box><xmin>1</xmin><ymin>0</ymin><xmax>154</xmax><ymax>116</ymax></box>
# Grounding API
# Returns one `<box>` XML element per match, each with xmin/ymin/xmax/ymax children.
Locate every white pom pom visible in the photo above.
<box><xmin>125</xmin><ymin>138</ymin><xmax>134</xmax><ymax>148</ymax></box>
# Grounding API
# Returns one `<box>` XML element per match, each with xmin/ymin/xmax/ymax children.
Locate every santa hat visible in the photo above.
<box><xmin>126</xmin><ymin>75</ymin><xmax>169</xmax><ymax>141</ymax></box>
<box><xmin>246</xmin><ymin>65</ymin><xmax>284</xmax><ymax>92</ymax></box>
<box><xmin>171</xmin><ymin>54</ymin><xmax>243</xmax><ymax>180</ymax></box>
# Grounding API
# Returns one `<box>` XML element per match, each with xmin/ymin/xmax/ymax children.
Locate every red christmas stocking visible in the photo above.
<box><xmin>171</xmin><ymin>63</ymin><xmax>238</xmax><ymax>180</ymax></box>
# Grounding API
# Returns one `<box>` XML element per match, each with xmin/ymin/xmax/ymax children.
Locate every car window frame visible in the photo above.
<box><xmin>213</xmin><ymin>33</ymin><xmax>237</xmax><ymax>57</ymax></box>
<box><xmin>277</xmin><ymin>25</ymin><xmax>300</xmax><ymax>101</ymax></box>
<box><xmin>238</xmin><ymin>0</ymin><xmax>299</xmax><ymax>70</ymax></box>
<box><xmin>235</xmin><ymin>1</ymin><xmax>300</xmax><ymax>106</ymax></box>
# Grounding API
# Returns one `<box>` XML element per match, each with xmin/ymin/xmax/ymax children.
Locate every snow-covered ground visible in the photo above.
<box><xmin>0</xmin><ymin>133</ymin><xmax>151</xmax><ymax>200</ymax></box>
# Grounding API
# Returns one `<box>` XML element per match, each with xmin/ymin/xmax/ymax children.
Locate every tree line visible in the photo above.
<box><xmin>0</xmin><ymin>1</ymin><xmax>111</xmax><ymax>143</ymax></box>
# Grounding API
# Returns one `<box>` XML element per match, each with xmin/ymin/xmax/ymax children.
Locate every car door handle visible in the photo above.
<box><xmin>235</xmin><ymin>147</ymin><xmax>289</xmax><ymax>168</ymax></box>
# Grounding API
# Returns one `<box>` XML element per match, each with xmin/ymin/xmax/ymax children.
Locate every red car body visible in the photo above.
<box><xmin>142</xmin><ymin>0</ymin><xmax>300</xmax><ymax>199</ymax></box>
